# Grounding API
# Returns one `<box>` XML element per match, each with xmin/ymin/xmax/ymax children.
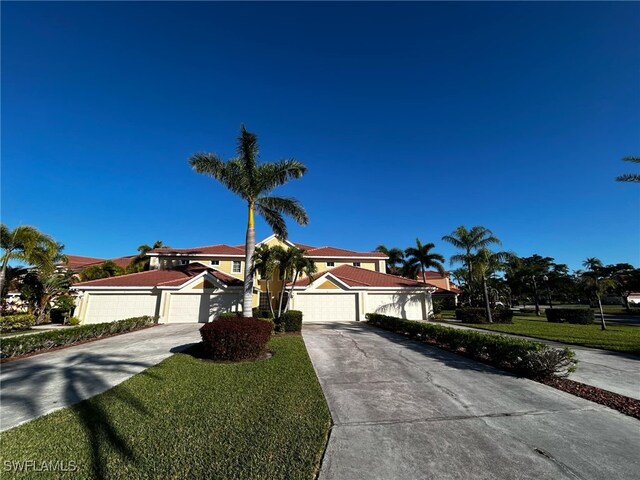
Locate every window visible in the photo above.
<box><xmin>232</xmin><ymin>261</ymin><xmax>242</xmax><ymax>273</ymax></box>
<box><xmin>353</xmin><ymin>262</ymin><xmax>361</xmax><ymax>267</ymax></box>
<box><xmin>326</xmin><ymin>262</ymin><xmax>335</xmax><ymax>267</ymax></box>
<box><xmin>179</xmin><ymin>260</ymin><xmax>188</xmax><ymax>265</ymax></box>
<box><xmin>211</xmin><ymin>260</ymin><xmax>220</xmax><ymax>266</ymax></box>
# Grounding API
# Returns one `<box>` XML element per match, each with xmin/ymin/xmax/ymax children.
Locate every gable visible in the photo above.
<box><xmin>190</xmin><ymin>279</ymin><xmax>219</xmax><ymax>290</ymax></box>
<box><xmin>317</xmin><ymin>279</ymin><xmax>341</xmax><ymax>290</ymax></box>
<box><xmin>258</xmin><ymin>234</ymin><xmax>294</xmax><ymax>249</ymax></box>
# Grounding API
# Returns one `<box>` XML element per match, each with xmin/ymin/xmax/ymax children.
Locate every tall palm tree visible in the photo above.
<box><xmin>442</xmin><ymin>226</ymin><xmax>501</xmax><ymax>305</ymax></box>
<box><xmin>375</xmin><ymin>245</ymin><xmax>405</xmax><ymax>274</ymax></box>
<box><xmin>189</xmin><ymin>126</ymin><xmax>309</xmax><ymax>317</ymax></box>
<box><xmin>616</xmin><ymin>156</ymin><xmax>640</xmax><ymax>183</ymax></box>
<box><xmin>0</xmin><ymin>224</ymin><xmax>61</xmax><ymax>297</ymax></box>
<box><xmin>583</xmin><ymin>257</ymin><xmax>607</xmax><ymax>330</ymax></box>
<box><xmin>251</xmin><ymin>244</ymin><xmax>278</xmax><ymax>318</ymax></box>
<box><xmin>472</xmin><ymin>249</ymin><xmax>511</xmax><ymax>323</ymax></box>
<box><xmin>404</xmin><ymin>238</ymin><xmax>446</xmax><ymax>285</ymax></box>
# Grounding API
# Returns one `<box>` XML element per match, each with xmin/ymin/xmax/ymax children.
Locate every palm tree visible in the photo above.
<box><xmin>0</xmin><ymin>224</ymin><xmax>61</xmax><ymax>297</ymax></box>
<box><xmin>274</xmin><ymin>246</ymin><xmax>304</xmax><ymax>318</ymax></box>
<box><xmin>472</xmin><ymin>249</ymin><xmax>511</xmax><ymax>323</ymax></box>
<box><xmin>404</xmin><ymin>238</ymin><xmax>446</xmax><ymax>285</ymax></box>
<box><xmin>251</xmin><ymin>244</ymin><xmax>278</xmax><ymax>318</ymax></box>
<box><xmin>284</xmin><ymin>254</ymin><xmax>317</xmax><ymax>313</ymax></box>
<box><xmin>189</xmin><ymin>126</ymin><xmax>309</xmax><ymax>317</ymax></box>
<box><xmin>375</xmin><ymin>245</ymin><xmax>405</xmax><ymax>274</ymax></box>
<box><xmin>616</xmin><ymin>156</ymin><xmax>640</xmax><ymax>183</ymax></box>
<box><xmin>583</xmin><ymin>257</ymin><xmax>608</xmax><ymax>330</ymax></box>
<box><xmin>127</xmin><ymin>240</ymin><xmax>169</xmax><ymax>273</ymax></box>
<box><xmin>442</xmin><ymin>226</ymin><xmax>501</xmax><ymax>305</ymax></box>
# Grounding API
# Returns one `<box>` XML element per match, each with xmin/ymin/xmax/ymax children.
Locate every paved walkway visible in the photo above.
<box><xmin>0</xmin><ymin>324</ymin><xmax>202</xmax><ymax>431</ymax></box>
<box><xmin>439</xmin><ymin>322</ymin><xmax>640</xmax><ymax>399</ymax></box>
<box><xmin>303</xmin><ymin>322</ymin><xmax>639</xmax><ymax>480</ymax></box>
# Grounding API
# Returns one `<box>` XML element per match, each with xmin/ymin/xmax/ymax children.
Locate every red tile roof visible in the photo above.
<box><xmin>73</xmin><ymin>264</ymin><xmax>242</xmax><ymax>288</ymax></box>
<box><xmin>151</xmin><ymin>242</ymin><xmax>386</xmax><ymax>259</ymax></box>
<box><xmin>149</xmin><ymin>244</ymin><xmax>245</xmax><ymax>256</ymax></box>
<box><xmin>110</xmin><ymin>255</ymin><xmax>137</xmax><ymax>269</ymax></box>
<box><xmin>291</xmin><ymin>265</ymin><xmax>429</xmax><ymax>288</ymax></box>
<box><xmin>416</xmin><ymin>270</ymin><xmax>450</xmax><ymax>279</ymax></box>
<box><xmin>62</xmin><ymin>255</ymin><xmax>106</xmax><ymax>271</ymax></box>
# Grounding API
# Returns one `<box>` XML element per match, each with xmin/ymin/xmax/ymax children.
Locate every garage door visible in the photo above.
<box><xmin>366</xmin><ymin>293</ymin><xmax>425</xmax><ymax>320</ymax></box>
<box><xmin>85</xmin><ymin>293</ymin><xmax>159</xmax><ymax>324</ymax></box>
<box><xmin>295</xmin><ymin>293</ymin><xmax>358</xmax><ymax>322</ymax></box>
<box><xmin>167</xmin><ymin>293</ymin><xmax>241</xmax><ymax>323</ymax></box>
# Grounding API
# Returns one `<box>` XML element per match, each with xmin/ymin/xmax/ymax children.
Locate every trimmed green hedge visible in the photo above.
<box><xmin>277</xmin><ymin>310</ymin><xmax>303</xmax><ymax>332</ymax></box>
<box><xmin>455</xmin><ymin>307</ymin><xmax>513</xmax><ymax>324</ymax></box>
<box><xmin>1</xmin><ymin>316</ymin><xmax>157</xmax><ymax>359</ymax></box>
<box><xmin>366</xmin><ymin>313</ymin><xmax>576</xmax><ymax>379</ymax></box>
<box><xmin>0</xmin><ymin>314</ymin><xmax>36</xmax><ymax>333</ymax></box>
<box><xmin>545</xmin><ymin>308</ymin><xmax>594</xmax><ymax>325</ymax></box>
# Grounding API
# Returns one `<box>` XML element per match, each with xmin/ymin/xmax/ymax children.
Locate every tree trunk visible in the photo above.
<box><xmin>622</xmin><ymin>294</ymin><xmax>631</xmax><ymax>313</ymax></box>
<box><xmin>597</xmin><ymin>294</ymin><xmax>606</xmax><ymax>330</ymax></box>
<box><xmin>482</xmin><ymin>275</ymin><xmax>493</xmax><ymax>323</ymax></box>
<box><xmin>266</xmin><ymin>281</ymin><xmax>275</xmax><ymax>319</ymax></box>
<box><xmin>285</xmin><ymin>271</ymin><xmax>300</xmax><ymax>313</ymax></box>
<box><xmin>0</xmin><ymin>254</ymin><xmax>10</xmax><ymax>298</ymax></box>
<box><xmin>277</xmin><ymin>267</ymin><xmax>288</xmax><ymax>319</ymax></box>
<box><xmin>242</xmin><ymin>203</ymin><xmax>256</xmax><ymax>318</ymax></box>
<box><xmin>533</xmin><ymin>278</ymin><xmax>540</xmax><ymax>316</ymax></box>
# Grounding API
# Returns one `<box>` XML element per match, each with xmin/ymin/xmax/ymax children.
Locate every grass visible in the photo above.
<box><xmin>457</xmin><ymin>315</ymin><xmax>640</xmax><ymax>355</ymax></box>
<box><xmin>0</xmin><ymin>336</ymin><xmax>332</xmax><ymax>480</ymax></box>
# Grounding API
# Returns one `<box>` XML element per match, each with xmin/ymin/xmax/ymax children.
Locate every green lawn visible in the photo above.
<box><xmin>458</xmin><ymin>315</ymin><xmax>640</xmax><ymax>355</ymax></box>
<box><xmin>0</xmin><ymin>336</ymin><xmax>332</xmax><ymax>480</ymax></box>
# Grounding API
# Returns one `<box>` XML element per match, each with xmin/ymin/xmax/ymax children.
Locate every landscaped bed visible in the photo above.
<box><xmin>0</xmin><ymin>335</ymin><xmax>332</xmax><ymax>480</ymax></box>
<box><xmin>456</xmin><ymin>315</ymin><xmax>640</xmax><ymax>355</ymax></box>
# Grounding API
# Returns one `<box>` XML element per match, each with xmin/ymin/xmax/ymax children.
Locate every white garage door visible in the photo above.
<box><xmin>167</xmin><ymin>293</ymin><xmax>241</xmax><ymax>323</ymax></box>
<box><xmin>85</xmin><ymin>293</ymin><xmax>159</xmax><ymax>324</ymax></box>
<box><xmin>366</xmin><ymin>292</ymin><xmax>425</xmax><ymax>320</ymax></box>
<box><xmin>295</xmin><ymin>293</ymin><xmax>358</xmax><ymax>322</ymax></box>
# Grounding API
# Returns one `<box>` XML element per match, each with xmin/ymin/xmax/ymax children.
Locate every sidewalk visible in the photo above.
<box><xmin>438</xmin><ymin>322</ymin><xmax>640</xmax><ymax>400</ymax></box>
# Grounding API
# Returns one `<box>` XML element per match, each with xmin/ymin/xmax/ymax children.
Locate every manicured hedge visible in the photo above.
<box><xmin>0</xmin><ymin>314</ymin><xmax>35</xmax><ymax>333</ymax></box>
<box><xmin>366</xmin><ymin>313</ymin><xmax>576</xmax><ymax>379</ymax></box>
<box><xmin>455</xmin><ymin>307</ymin><xmax>513</xmax><ymax>324</ymax></box>
<box><xmin>1</xmin><ymin>316</ymin><xmax>156</xmax><ymax>359</ymax></box>
<box><xmin>278</xmin><ymin>310</ymin><xmax>303</xmax><ymax>332</ymax></box>
<box><xmin>199</xmin><ymin>317</ymin><xmax>272</xmax><ymax>361</ymax></box>
<box><xmin>218</xmin><ymin>312</ymin><xmax>241</xmax><ymax>319</ymax></box>
<box><xmin>545</xmin><ymin>308</ymin><xmax>594</xmax><ymax>325</ymax></box>
<box><xmin>252</xmin><ymin>308</ymin><xmax>274</xmax><ymax>319</ymax></box>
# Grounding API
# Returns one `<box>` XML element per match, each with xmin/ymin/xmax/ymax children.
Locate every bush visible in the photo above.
<box><xmin>252</xmin><ymin>308</ymin><xmax>274</xmax><ymax>319</ymax></box>
<box><xmin>278</xmin><ymin>310</ymin><xmax>303</xmax><ymax>332</ymax></box>
<box><xmin>1</xmin><ymin>316</ymin><xmax>156</xmax><ymax>359</ymax></box>
<box><xmin>545</xmin><ymin>308</ymin><xmax>594</xmax><ymax>325</ymax></box>
<box><xmin>455</xmin><ymin>307</ymin><xmax>513</xmax><ymax>324</ymax></box>
<box><xmin>0</xmin><ymin>314</ymin><xmax>36</xmax><ymax>333</ymax></box>
<box><xmin>199</xmin><ymin>318</ymin><xmax>272</xmax><ymax>361</ymax></box>
<box><xmin>66</xmin><ymin>317</ymin><xmax>81</xmax><ymax>326</ymax></box>
<box><xmin>365</xmin><ymin>313</ymin><xmax>576</xmax><ymax>379</ymax></box>
<box><xmin>218</xmin><ymin>312</ymin><xmax>241</xmax><ymax>319</ymax></box>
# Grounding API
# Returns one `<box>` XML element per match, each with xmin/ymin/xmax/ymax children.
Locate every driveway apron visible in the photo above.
<box><xmin>303</xmin><ymin>322</ymin><xmax>639</xmax><ymax>480</ymax></box>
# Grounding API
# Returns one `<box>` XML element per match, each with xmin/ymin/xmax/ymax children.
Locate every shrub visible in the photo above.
<box><xmin>278</xmin><ymin>310</ymin><xmax>303</xmax><ymax>332</ymax></box>
<box><xmin>218</xmin><ymin>312</ymin><xmax>241</xmax><ymax>319</ymax></box>
<box><xmin>66</xmin><ymin>317</ymin><xmax>81</xmax><ymax>326</ymax></box>
<box><xmin>365</xmin><ymin>313</ymin><xmax>576</xmax><ymax>379</ymax></box>
<box><xmin>0</xmin><ymin>314</ymin><xmax>36</xmax><ymax>333</ymax></box>
<box><xmin>545</xmin><ymin>308</ymin><xmax>594</xmax><ymax>325</ymax></box>
<box><xmin>252</xmin><ymin>308</ymin><xmax>274</xmax><ymax>319</ymax></box>
<box><xmin>455</xmin><ymin>307</ymin><xmax>513</xmax><ymax>324</ymax></box>
<box><xmin>1</xmin><ymin>316</ymin><xmax>156</xmax><ymax>359</ymax></box>
<box><xmin>199</xmin><ymin>318</ymin><xmax>272</xmax><ymax>361</ymax></box>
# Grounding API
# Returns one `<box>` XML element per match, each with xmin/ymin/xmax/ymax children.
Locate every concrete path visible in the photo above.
<box><xmin>439</xmin><ymin>322</ymin><xmax>640</xmax><ymax>400</ymax></box>
<box><xmin>304</xmin><ymin>322</ymin><xmax>639</xmax><ymax>480</ymax></box>
<box><xmin>0</xmin><ymin>324</ymin><xmax>201</xmax><ymax>432</ymax></box>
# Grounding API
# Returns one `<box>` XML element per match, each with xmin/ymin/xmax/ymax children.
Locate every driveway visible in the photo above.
<box><xmin>0</xmin><ymin>324</ymin><xmax>202</xmax><ymax>432</ymax></box>
<box><xmin>303</xmin><ymin>322</ymin><xmax>639</xmax><ymax>480</ymax></box>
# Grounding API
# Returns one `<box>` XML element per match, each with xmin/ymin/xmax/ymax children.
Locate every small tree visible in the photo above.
<box><xmin>403</xmin><ymin>238</ymin><xmax>446</xmax><ymax>284</ymax></box>
<box><xmin>79</xmin><ymin>261</ymin><xmax>124</xmax><ymax>282</ymax></box>
<box><xmin>251</xmin><ymin>244</ymin><xmax>278</xmax><ymax>318</ymax></box>
<box><xmin>126</xmin><ymin>240</ymin><xmax>169</xmax><ymax>273</ymax></box>
<box><xmin>375</xmin><ymin>245</ymin><xmax>405</xmax><ymax>275</ymax></box>
<box><xmin>581</xmin><ymin>257</ymin><xmax>612</xmax><ymax>330</ymax></box>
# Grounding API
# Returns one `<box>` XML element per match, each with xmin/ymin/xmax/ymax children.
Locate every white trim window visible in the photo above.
<box><xmin>353</xmin><ymin>262</ymin><xmax>361</xmax><ymax>267</ymax></box>
<box><xmin>211</xmin><ymin>260</ymin><xmax>220</xmax><ymax>266</ymax></box>
<box><xmin>232</xmin><ymin>261</ymin><xmax>242</xmax><ymax>273</ymax></box>
<box><xmin>326</xmin><ymin>262</ymin><xmax>335</xmax><ymax>267</ymax></box>
<box><xmin>179</xmin><ymin>260</ymin><xmax>189</xmax><ymax>265</ymax></box>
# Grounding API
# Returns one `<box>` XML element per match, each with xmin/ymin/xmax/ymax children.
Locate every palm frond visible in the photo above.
<box><xmin>616</xmin><ymin>174</ymin><xmax>640</xmax><ymax>183</ymax></box>
<box><xmin>257</xmin><ymin>159</ymin><xmax>307</xmax><ymax>194</ymax></box>
<box><xmin>257</xmin><ymin>196</ymin><xmax>309</xmax><ymax>228</ymax></box>
<box><xmin>255</xmin><ymin>203</ymin><xmax>287</xmax><ymax>238</ymax></box>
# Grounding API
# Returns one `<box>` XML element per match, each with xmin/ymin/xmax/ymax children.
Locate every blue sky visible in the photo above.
<box><xmin>2</xmin><ymin>2</ymin><xmax>639</xmax><ymax>271</ymax></box>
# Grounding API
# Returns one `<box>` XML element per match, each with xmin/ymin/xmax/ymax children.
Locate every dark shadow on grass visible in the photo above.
<box><xmin>1</xmin><ymin>352</ymin><xmax>162</xmax><ymax>479</ymax></box>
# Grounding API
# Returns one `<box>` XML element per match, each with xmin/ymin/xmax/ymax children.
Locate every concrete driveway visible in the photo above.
<box><xmin>1</xmin><ymin>324</ymin><xmax>202</xmax><ymax>432</ymax></box>
<box><xmin>303</xmin><ymin>322</ymin><xmax>639</xmax><ymax>480</ymax></box>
